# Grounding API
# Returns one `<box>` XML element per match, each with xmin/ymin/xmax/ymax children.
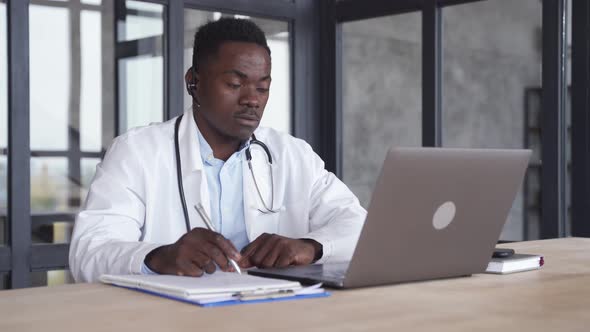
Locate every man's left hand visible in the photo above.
<box><xmin>238</xmin><ymin>233</ymin><xmax>322</xmax><ymax>268</ymax></box>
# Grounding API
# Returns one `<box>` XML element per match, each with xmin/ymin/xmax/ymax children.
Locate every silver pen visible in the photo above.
<box><xmin>194</xmin><ymin>203</ymin><xmax>242</xmax><ymax>275</ymax></box>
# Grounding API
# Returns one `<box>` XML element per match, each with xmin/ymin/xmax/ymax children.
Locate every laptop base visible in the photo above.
<box><xmin>248</xmin><ymin>263</ymin><xmax>348</xmax><ymax>288</ymax></box>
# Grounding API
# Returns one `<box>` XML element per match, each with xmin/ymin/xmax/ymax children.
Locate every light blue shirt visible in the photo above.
<box><xmin>142</xmin><ymin>128</ymin><xmax>249</xmax><ymax>275</ymax></box>
<box><xmin>196</xmin><ymin>129</ymin><xmax>250</xmax><ymax>252</ymax></box>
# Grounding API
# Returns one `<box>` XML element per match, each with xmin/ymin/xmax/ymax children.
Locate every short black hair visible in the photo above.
<box><xmin>192</xmin><ymin>18</ymin><xmax>271</xmax><ymax>72</ymax></box>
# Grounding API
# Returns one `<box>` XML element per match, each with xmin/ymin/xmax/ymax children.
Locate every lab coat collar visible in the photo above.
<box><xmin>179</xmin><ymin>109</ymin><xmax>256</xmax><ymax>176</ymax></box>
<box><xmin>177</xmin><ymin>110</ymin><xmax>211</xmax><ymax>226</ymax></box>
<box><xmin>178</xmin><ymin>109</ymin><xmax>205</xmax><ymax>177</ymax></box>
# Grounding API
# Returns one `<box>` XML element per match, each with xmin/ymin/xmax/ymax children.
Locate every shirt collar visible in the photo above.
<box><xmin>196</xmin><ymin>129</ymin><xmax>215</xmax><ymax>165</ymax></box>
<box><xmin>196</xmin><ymin>128</ymin><xmax>251</xmax><ymax>166</ymax></box>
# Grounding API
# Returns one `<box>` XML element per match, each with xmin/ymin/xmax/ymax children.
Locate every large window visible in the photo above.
<box><xmin>20</xmin><ymin>0</ymin><xmax>169</xmax><ymax>287</ymax></box>
<box><xmin>28</xmin><ymin>0</ymin><xmax>110</xmax><ymax>286</ymax></box>
<box><xmin>341</xmin><ymin>13</ymin><xmax>422</xmax><ymax>207</ymax></box>
<box><xmin>333</xmin><ymin>0</ymin><xmax>579</xmax><ymax>241</ymax></box>
<box><xmin>1</xmin><ymin>0</ymin><xmax>583</xmax><ymax>290</ymax></box>
<box><xmin>441</xmin><ymin>0</ymin><xmax>543</xmax><ymax>240</ymax></box>
<box><xmin>1</xmin><ymin>0</ymin><xmax>306</xmax><ymax>289</ymax></box>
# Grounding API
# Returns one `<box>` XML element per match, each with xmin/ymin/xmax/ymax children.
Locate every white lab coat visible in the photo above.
<box><xmin>69</xmin><ymin>110</ymin><xmax>366</xmax><ymax>282</ymax></box>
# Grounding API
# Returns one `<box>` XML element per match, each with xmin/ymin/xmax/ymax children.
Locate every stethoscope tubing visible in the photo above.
<box><xmin>174</xmin><ymin>115</ymin><xmax>192</xmax><ymax>233</ymax></box>
<box><xmin>174</xmin><ymin>114</ymin><xmax>278</xmax><ymax>233</ymax></box>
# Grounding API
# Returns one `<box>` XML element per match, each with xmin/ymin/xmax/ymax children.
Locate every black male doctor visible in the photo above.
<box><xmin>69</xmin><ymin>18</ymin><xmax>366</xmax><ymax>282</ymax></box>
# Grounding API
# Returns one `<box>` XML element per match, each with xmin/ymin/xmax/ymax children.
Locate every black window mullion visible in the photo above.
<box><xmin>571</xmin><ymin>0</ymin><xmax>590</xmax><ymax>237</ymax></box>
<box><xmin>293</xmin><ymin>0</ymin><xmax>321</xmax><ymax>156</ymax></box>
<box><xmin>31</xmin><ymin>151</ymin><xmax>103</xmax><ymax>158</ymax></box>
<box><xmin>30</xmin><ymin>0</ymin><xmax>100</xmax><ymax>10</ymax></box>
<box><xmin>31</xmin><ymin>213</ymin><xmax>76</xmax><ymax>228</ymax></box>
<box><xmin>101</xmin><ymin>0</ymin><xmax>116</xmax><ymax>150</ymax></box>
<box><xmin>437</xmin><ymin>0</ymin><xmax>487</xmax><ymax>7</ymax></box>
<box><xmin>129</xmin><ymin>0</ymin><xmax>167</xmax><ymax>5</ymax></box>
<box><xmin>0</xmin><ymin>247</ymin><xmax>11</xmax><ymax>272</ymax></box>
<box><xmin>183</xmin><ymin>0</ymin><xmax>296</xmax><ymax>21</ymax></box>
<box><xmin>116</xmin><ymin>37</ymin><xmax>164</xmax><ymax>59</ymax></box>
<box><xmin>8</xmin><ymin>0</ymin><xmax>32</xmax><ymax>288</ymax></box>
<box><xmin>335</xmin><ymin>0</ymin><xmax>422</xmax><ymax>22</ymax></box>
<box><xmin>114</xmin><ymin>0</ymin><xmax>126</xmax><ymax>135</ymax></box>
<box><xmin>166</xmin><ymin>0</ymin><xmax>183</xmax><ymax>120</ymax></box>
<box><xmin>30</xmin><ymin>244</ymin><xmax>69</xmax><ymax>271</ymax></box>
<box><xmin>319</xmin><ymin>0</ymin><xmax>341</xmax><ymax>176</ymax></box>
<box><xmin>541</xmin><ymin>0</ymin><xmax>568</xmax><ymax>239</ymax></box>
<box><xmin>68</xmin><ymin>0</ymin><xmax>82</xmax><ymax>210</ymax></box>
<box><xmin>422</xmin><ymin>0</ymin><xmax>442</xmax><ymax>147</ymax></box>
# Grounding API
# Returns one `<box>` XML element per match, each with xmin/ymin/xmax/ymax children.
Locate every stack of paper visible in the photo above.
<box><xmin>100</xmin><ymin>272</ymin><xmax>328</xmax><ymax>307</ymax></box>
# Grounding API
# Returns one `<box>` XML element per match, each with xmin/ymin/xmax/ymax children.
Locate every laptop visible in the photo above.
<box><xmin>248</xmin><ymin>147</ymin><xmax>531</xmax><ymax>288</ymax></box>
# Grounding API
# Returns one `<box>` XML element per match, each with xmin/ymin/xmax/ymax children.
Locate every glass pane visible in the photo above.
<box><xmin>119</xmin><ymin>56</ymin><xmax>164</xmax><ymax>130</ymax></box>
<box><xmin>29</xmin><ymin>5</ymin><xmax>69</xmax><ymax>150</ymax></box>
<box><xmin>31</xmin><ymin>269</ymin><xmax>74</xmax><ymax>287</ymax></box>
<box><xmin>117</xmin><ymin>0</ymin><xmax>164</xmax><ymax>42</ymax></box>
<box><xmin>30</xmin><ymin>158</ymin><xmax>72</xmax><ymax>214</ymax></box>
<box><xmin>117</xmin><ymin>1</ymin><xmax>164</xmax><ymax>131</ymax></box>
<box><xmin>342</xmin><ymin>13</ymin><xmax>422</xmax><ymax>208</ymax></box>
<box><xmin>30</xmin><ymin>157</ymin><xmax>78</xmax><ymax>243</ymax></box>
<box><xmin>32</xmin><ymin>221</ymin><xmax>73</xmax><ymax>244</ymax></box>
<box><xmin>0</xmin><ymin>0</ymin><xmax>6</xmax><ymax>246</ymax></box>
<box><xmin>183</xmin><ymin>10</ymin><xmax>292</xmax><ymax>134</ymax></box>
<box><xmin>30</xmin><ymin>157</ymin><xmax>100</xmax><ymax>243</ymax></box>
<box><xmin>31</xmin><ymin>2</ymin><xmax>111</xmax><ymax>153</ymax></box>
<box><xmin>80</xmin><ymin>10</ymin><xmax>102</xmax><ymax>152</ymax></box>
<box><xmin>442</xmin><ymin>0</ymin><xmax>542</xmax><ymax>240</ymax></box>
<box><xmin>30</xmin><ymin>157</ymin><xmax>100</xmax><ymax>214</ymax></box>
<box><xmin>28</xmin><ymin>1</ymin><xmax>111</xmax><ymax>247</ymax></box>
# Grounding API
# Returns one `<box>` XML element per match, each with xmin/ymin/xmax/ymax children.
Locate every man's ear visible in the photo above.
<box><xmin>185</xmin><ymin>67</ymin><xmax>198</xmax><ymax>96</ymax></box>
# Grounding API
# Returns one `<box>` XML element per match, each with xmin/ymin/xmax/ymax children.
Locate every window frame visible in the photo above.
<box><xmin>327</xmin><ymin>0</ymin><xmax>585</xmax><ymax>241</ymax></box>
<box><xmin>3</xmin><ymin>0</ymin><xmax>588</xmax><ymax>289</ymax></box>
<box><xmin>3</xmin><ymin>0</ymin><xmax>321</xmax><ymax>289</ymax></box>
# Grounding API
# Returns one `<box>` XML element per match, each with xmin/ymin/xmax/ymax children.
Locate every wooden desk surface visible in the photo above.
<box><xmin>1</xmin><ymin>238</ymin><xmax>589</xmax><ymax>332</ymax></box>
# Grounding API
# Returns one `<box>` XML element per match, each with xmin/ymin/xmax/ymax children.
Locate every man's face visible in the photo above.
<box><xmin>191</xmin><ymin>41</ymin><xmax>272</xmax><ymax>141</ymax></box>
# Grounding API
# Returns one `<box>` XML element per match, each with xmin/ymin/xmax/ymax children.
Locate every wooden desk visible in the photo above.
<box><xmin>1</xmin><ymin>238</ymin><xmax>589</xmax><ymax>331</ymax></box>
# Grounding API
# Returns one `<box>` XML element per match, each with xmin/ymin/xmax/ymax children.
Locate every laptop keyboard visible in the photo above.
<box><xmin>313</xmin><ymin>263</ymin><xmax>349</xmax><ymax>280</ymax></box>
<box><xmin>321</xmin><ymin>270</ymin><xmax>346</xmax><ymax>279</ymax></box>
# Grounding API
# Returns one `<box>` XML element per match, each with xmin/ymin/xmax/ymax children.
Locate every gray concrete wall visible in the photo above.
<box><xmin>342</xmin><ymin>0</ymin><xmax>542</xmax><ymax>241</ymax></box>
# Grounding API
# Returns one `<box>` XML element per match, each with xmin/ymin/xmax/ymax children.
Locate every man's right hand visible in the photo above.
<box><xmin>144</xmin><ymin>228</ymin><xmax>241</xmax><ymax>277</ymax></box>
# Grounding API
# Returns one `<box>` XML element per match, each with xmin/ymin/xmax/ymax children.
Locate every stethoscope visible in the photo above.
<box><xmin>174</xmin><ymin>114</ymin><xmax>279</xmax><ymax>233</ymax></box>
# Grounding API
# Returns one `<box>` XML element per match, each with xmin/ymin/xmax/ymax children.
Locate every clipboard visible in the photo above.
<box><xmin>113</xmin><ymin>284</ymin><xmax>330</xmax><ymax>307</ymax></box>
<box><xmin>100</xmin><ymin>272</ymin><xmax>330</xmax><ymax>307</ymax></box>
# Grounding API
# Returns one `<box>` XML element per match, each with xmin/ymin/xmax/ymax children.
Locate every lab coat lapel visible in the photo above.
<box><xmin>177</xmin><ymin>110</ymin><xmax>210</xmax><ymax>229</ymax></box>
<box><xmin>243</xmin><ymin>141</ymin><xmax>279</xmax><ymax>240</ymax></box>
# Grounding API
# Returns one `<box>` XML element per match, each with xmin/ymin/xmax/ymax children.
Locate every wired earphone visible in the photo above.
<box><xmin>176</xmin><ymin>68</ymin><xmax>279</xmax><ymax>232</ymax></box>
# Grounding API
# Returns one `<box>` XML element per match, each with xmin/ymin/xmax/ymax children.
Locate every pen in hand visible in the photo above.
<box><xmin>194</xmin><ymin>203</ymin><xmax>242</xmax><ymax>275</ymax></box>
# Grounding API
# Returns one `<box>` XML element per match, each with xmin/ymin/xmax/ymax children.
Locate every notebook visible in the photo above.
<box><xmin>100</xmin><ymin>272</ymin><xmax>328</xmax><ymax>307</ymax></box>
<box><xmin>485</xmin><ymin>254</ymin><xmax>544</xmax><ymax>274</ymax></box>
